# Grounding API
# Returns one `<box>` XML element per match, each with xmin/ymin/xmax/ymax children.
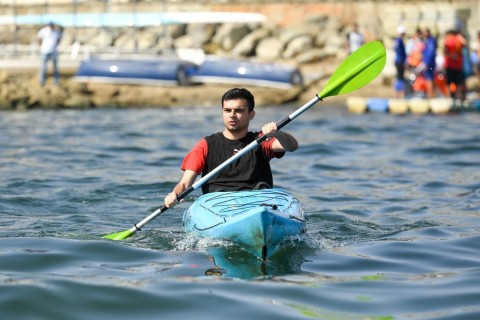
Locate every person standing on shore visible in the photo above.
<box><xmin>37</xmin><ymin>22</ymin><xmax>63</xmax><ymax>86</ymax></box>
<box><xmin>443</xmin><ymin>29</ymin><xmax>466</xmax><ymax>103</ymax></box>
<box><xmin>393</xmin><ymin>25</ymin><xmax>407</xmax><ymax>97</ymax></box>
<box><xmin>476</xmin><ymin>31</ymin><xmax>480</xmax><ymax>85</ymax></box>
<box><xmin>405</xmin><ymin>28</ymin><xmax>425</xmax><ymax>97</ymax></box>
<box><xmin>406</xmin><ymin>28</ymin><xmax>425</xmax><ymax>69</ymax></box>
<box><xmin>422</xmin><ymin>28</ymin><xmax>438</xmax><ymax>98</ymax></box>
<box><xmin>345</xmin><ymin>23</ymin><xmax>364</xmax><ymax>55</ymax></box>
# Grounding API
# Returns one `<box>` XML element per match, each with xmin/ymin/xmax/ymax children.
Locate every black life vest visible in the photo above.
<box><xmin>201</xmin><ymin>132</ymin><xmax>273</xmax><ymax>194</ymax></box>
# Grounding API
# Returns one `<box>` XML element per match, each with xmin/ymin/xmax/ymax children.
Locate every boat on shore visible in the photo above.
<box><xmin>74</xmin><ymin>52</ymin><xmax>303</xmax><ymax>89</ymax></box>
<box><xmin>183</xmin><ymin>188</ymin><xmax>306</xmax><ymax>260</ymax></box>
<box><xmin>75</xmin><ymin>55</ymin><xmax>198</xmax><ymax>86</ymax></box>
<box><xmin>190</xmin><ymin>55</ymin><xmax>303</xmax><ymax>89</ymax></box>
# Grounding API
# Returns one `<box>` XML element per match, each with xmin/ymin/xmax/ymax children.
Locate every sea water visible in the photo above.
<box><xmin>1</xmin><ymin>105</ymin><xmax>479</xmax><ymax>319</ymax></box>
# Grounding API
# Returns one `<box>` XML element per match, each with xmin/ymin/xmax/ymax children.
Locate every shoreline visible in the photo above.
<box><xmin>0</xmin><ymin>57</ymin><xmax>393</xmax><ymax>111</ymax></box>
<box><xmin>3</xmin><ymin>60</ymin><xmax>479</xmax><ymax>111</ymax></box>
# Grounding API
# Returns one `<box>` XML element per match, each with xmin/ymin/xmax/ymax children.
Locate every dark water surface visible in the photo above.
<box><xmin>1</xmin><ymin>105</ymin><xmax>479</xmax><ymax>319</ymax></box>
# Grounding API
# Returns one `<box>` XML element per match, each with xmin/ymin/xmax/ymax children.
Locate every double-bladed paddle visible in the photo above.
<box><xmin>103</xmin><ymin>40</ymin><xmax>386</xmax><ymax>240</ymax></box>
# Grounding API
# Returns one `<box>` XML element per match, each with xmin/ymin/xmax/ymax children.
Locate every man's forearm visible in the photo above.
<box><xmin>271</xmin><ymin>130</ymin><xmax>298</xmax><ymax>152</ymax></box>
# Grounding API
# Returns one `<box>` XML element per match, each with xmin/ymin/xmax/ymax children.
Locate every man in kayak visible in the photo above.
<box><xmin>164</xmin><ymin>87</ymin><xmax>298</xmax><ymax>208</ymax></box>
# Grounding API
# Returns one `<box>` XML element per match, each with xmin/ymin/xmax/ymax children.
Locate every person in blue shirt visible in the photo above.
<box><xmin>422</xmin><ymin>28</ymin><xmax>438</xmax><ymax>98</ymax></box>
<box><xmin>394</xmin><ymin>26</ymin><xmax>407</xmax><ymax>97</ymax></box>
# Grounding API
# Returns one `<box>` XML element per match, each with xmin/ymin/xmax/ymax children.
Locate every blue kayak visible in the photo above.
<box><xmin>183</xmin><ymin>188</ymin><xmax>306</xmax><ymax>260</ymax></box>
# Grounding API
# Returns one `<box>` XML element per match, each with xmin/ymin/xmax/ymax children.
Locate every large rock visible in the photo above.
<box><xmin>278</xmin><ymin>24</ymin><xmax>322</xmax><ymax>45</ymax></box>
<box><xmin>175</xmin><ymin>23</ymin><xmax>217</xmax><ymax>49</ymax></box>
<box><xmin>63</xmin><ymin>94</ymin><xmax>92</xmax><ymax>109</ymax></box>
<box><xmin>296</xmin><ymin>48</ymin><xmax>333</xmax><ymax>64</ymax></box>
<box><xmin>283</xmin><ymin>35</ymin><xmax>313</xmax><ymax>59</ymax></box>
<box><xmin>212</xmin><ymin>23</ymin><xmax>252</xmax><ymax>51</ymax></box>
<box><xmin>255</xmin><ymin>37</ymin><xmax>284</xmax><ymax>60</ymax></box>
<box><xmin>114</xmin><ymin>29</ymin><xmax>158</xmax><ymax>51</ymax></box>
<box><xmin>88</xmin><ymin>28</ymin><xmax>117</xmax><ymax>47</ymax></box>
<box><xmin>231</xmin><ymin>27</ymin><xmax>271</xmax><ymax>57</ymax></box>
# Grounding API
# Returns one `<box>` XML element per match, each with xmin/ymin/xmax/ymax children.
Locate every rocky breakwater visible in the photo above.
<box><xmin>0</xmin><ymin>68</ymin><xmax>318</xmax><ymax>110</ymax></box>
<box><xmin>0</xmin><ymin>13</ymin><xmax>391</xmax><ymax>110</ymax></box>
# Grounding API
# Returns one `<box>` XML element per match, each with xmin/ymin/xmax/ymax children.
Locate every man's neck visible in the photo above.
<box><xmin>222</xmin><ymin>128</ymin><xmax>248</xmax><ymax>140</ymax></box>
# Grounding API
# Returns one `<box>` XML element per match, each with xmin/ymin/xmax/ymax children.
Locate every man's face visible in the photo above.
<box><xmin>222</xmin><ymin>98</ymin><xmax>254</xmax><ymax>133</ymax></box>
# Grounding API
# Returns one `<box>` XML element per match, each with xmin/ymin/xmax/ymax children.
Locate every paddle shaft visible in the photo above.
<box><xmin>131</xmin><ymin>95</ymin><xmax>322</xmax><ymax>232</ymax></box>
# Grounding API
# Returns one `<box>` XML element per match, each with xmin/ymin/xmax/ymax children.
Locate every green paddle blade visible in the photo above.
<box><xmin>319</xmin><ymin>41</ymin><xmax>386</xmax><ymax>99</ymax></box>
<box><xmin>102</xmin><ymin>229</ymin><xmax>134</xmax><ymax>240</ymax></box>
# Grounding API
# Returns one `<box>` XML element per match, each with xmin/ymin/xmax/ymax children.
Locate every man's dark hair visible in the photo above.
<box><xmin>221</xmin><ymin>88</ymin><xmax>255</xmax><ymax>111</ymax></box>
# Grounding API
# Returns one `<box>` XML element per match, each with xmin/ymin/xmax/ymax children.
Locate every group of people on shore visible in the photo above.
<box><xmin>394</xmin><ymin>25</ymin><xmax>477</xmax><ymax>103</ymax></box>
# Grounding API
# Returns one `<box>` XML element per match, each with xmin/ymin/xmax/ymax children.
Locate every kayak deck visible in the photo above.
<box><xmin>183</xmin><ymin>188</ymin><xmax>306</xmax><ymax>259</ymax></box>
